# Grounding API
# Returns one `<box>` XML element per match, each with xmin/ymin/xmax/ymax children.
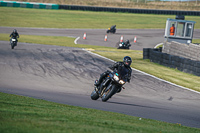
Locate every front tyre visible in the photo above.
<box><xmin>91</xmin><ymin>89</ymin><xmax>99</xmax><ymax>100</ymax></box>
<box><xmin>101</xmin><ymin>85</ymin><xmax>117</xmax><ymax>102</ymax></box>
<box><xmin>113</xmin><ymin>29</ymin><xmax>116</xmax><ymax>34</ymax></box>
<box><xmin>11</xmin><ymin>43</ymin><xmax>14</xmax><ymax>49</ymax></box>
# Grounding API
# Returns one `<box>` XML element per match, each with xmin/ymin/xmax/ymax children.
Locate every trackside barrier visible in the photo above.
<box><xmin>59</xmin><ymin>5</ymin><xmax>200</xmax><ymax>16</ymax></box>
<box><xmin>163</xmin><ymin>41</ymin><xmax>200</xmax><ymax>61</ymax></box>
<box><xmin>143</xmin><ymin>48</ymin><xmax>200</xmax><ymax>76</ymax></box>
<box><xmin>0</xmin><ymin>1</ymin><xmax>59</xmax><ymax>9</ymax></box>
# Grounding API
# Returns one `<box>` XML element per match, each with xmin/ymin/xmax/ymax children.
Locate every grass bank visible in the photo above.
<box><xmin>1</xmin><ymin>7</ymin><xmax>200</xmax><ymax>29</ymax></box>
<box><xmin>7</xmin><ymin>0</ymin><xmax>200</xmax><ymax>11</ymax></box>
<box><xmin>1</xmin><ymin>92</ymin><xmax>200</xmax><ymax>133</ymax></box>
<box><xmin>1</xmin><ymin>33</ymin><xmax>200</xmax><ymax>92</ymax></box>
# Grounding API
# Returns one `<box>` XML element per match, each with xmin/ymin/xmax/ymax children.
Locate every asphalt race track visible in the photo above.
<box><xmin>0</xmin><ymin>27</ymin><xmax>200</xmax><ymax>128</ymax></box>
<box><xmin>0</xmin><ymin>27</ymin><xmax>176</xmax><ymax>50</ymax></box>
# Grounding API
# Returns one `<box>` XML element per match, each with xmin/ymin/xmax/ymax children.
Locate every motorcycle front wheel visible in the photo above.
<box><xmin>11</xmin><ymin>43</ymin><xmax>14</xmax><ymax>49</ymax></box>
<box><xmin>101</xmin><ymin>85</ymin><xmax>117</xmax><ymax>102</ymax></box>
<box><xmin>91</xmin><ymin>89</ymin><xmax>99</xmax><ymax>100</ymax></box>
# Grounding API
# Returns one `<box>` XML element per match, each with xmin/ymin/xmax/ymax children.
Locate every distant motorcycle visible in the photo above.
<box><xmin>118</xmin><ymin>40</ymin><xmax>131</xmax><ymax>49</ymax></box>
<box><xmin>91</xmin><ymin>69</ymin><xmax>128</xmax><ymax>102</ymax></box>
<box><xmin>107</xmin><ymin>25</ymin><xmax>116</xmax><ymax>34</ymax></box>
<box><xmin>10</xmin><ymin>37</ymin><xmax>18</xmax><ymax>49</ymax></box>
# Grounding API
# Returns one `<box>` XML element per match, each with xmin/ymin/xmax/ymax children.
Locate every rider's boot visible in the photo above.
<box><xmin>94</xmin><ymin>71</ymin><xmax>108</xmax><ymax>87</ymax></box>
<box><xmin>94</xmin><ymin>80</ymin><xmax>100</xmax><ymax>92</ymax></box>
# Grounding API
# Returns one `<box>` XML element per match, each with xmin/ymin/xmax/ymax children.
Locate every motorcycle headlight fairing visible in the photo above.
<box><xmin>119</xmin><ymin>80</ymin><xmax>125</xmax><ymax>85</ymax></box>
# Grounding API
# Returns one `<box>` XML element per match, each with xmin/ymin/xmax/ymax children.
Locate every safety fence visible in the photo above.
<box><xmin>143</xmin><ymin>48</ymin><xmax>200</xmax><ymax>76</ymax></box>
<box><xmin>0</xmin><ymin>1</ymin><xmax>59</xmax><ymax>9</ymax></box>
<box><xmin>59</xmin><ymin>5</ymin><xmax>200</xmax><ymax>16</ymax></box>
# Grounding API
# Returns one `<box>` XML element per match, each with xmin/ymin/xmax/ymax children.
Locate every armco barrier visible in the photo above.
<box><xmin>0</xmin><ymin>1</ymin><xmax>59</xmax><ymax>9</ymax></box>
<box><xmin>59</xmin><ymin>5</ymin><xmax>200</xmax><ymax>16</ymax></box>
<box><xmin>143</xmin><ymin>48</ymin><xmax>200</xmax><ymax>76</ymax></box>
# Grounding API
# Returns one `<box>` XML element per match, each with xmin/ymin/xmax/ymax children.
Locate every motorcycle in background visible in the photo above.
<box><xmin>107</xmin><ymin>25</ymin><xmax>116</xmax><ymax>34</ymax></box>
<box><xmin>118</xmin><ymin>40</ymin><xmax>131</xmax><ymax>49</ymax></box>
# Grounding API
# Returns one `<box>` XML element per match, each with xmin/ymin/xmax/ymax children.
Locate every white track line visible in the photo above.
<box><xmin>74</xmin><ymin>37</ymin><xmax>80</xmax><ymax>44</ymax></box>
<box><xmin>83</xmin><ymin>48</ymin><xmax>200</xmax><ymax>95</ymax></box>
<box><xmin>154</xmin><ymin>43</ymin><xmax>163</xmax><ymax>48</ymax></box>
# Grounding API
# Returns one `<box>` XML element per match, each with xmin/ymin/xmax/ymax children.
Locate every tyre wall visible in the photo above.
<box><xmin>0</xmin><ymin>1</ymin><xmax>59</xmax><ymax>9</ymax></box>
<box><xmin>59</xmin><ymin>5</ymin><xmax>200</xmax><ymax>16</ymax></box>
<box><xmin>143</xmin><ymin>48</ymin><xmax>200</xmax><ymax>76</ymax></box>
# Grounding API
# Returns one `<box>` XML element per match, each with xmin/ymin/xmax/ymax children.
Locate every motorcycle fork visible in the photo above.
<box><xmin>100</xmin><ymin>82</ymin><xmax>112</xmax><ymax>97</ymax></box>
<box><xmin>99</xmin><ymin>77</ymin><xmax>111</xmax><ymax>96</ymax></box>
<box><xmin>102</xmin><ymin>78</ymin><xmax>110</xmax><ymax>86</ymax></box>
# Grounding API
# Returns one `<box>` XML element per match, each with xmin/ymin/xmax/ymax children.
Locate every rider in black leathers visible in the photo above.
<box><xmin>10</xmin><ymin>29</ymin><xmax>19</xmax><ymax>45</ymax></box>
<box><xmin>95</xmin><ymin>56</ymin><xmax>132</xmax><ymax>90</ymax></box>
<box><xmin>124</xmin><ymin>40</ymin><xmax>130</xmax><ymax>46</ymax></box>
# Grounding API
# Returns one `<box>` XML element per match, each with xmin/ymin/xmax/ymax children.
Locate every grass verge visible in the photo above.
<box><xmin>1</xmin><ymin>7</ymin><xmax>200</xmax><ymax>29</ymax></box>
<box><xmin>1</xmin><ymin>33</ymin><xmax>200</xmax><ymax>92</ymax></box>
<box><xmin>1</xmin><ymin>92</ymin><xmax>200</xmax><ymax>133</ymax></box>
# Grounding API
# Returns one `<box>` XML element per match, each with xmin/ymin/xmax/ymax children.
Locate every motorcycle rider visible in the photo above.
<box><xmin>94</xmin><ymin>56</ymin><xmax>132</xmax><ymax>91</ymax></box>
<box><xmin>107</xmin><ymin>25</ymin><xmax>116</xmax><ymax>33</ymax></box>
<box><xmin>10</xmin><ymin>29</ymin><xmax>19</xmax><ymax>45</ymax></box>
<box><xmin>125</xmin><ymin>40</ymin><xmax>130</xmax><ymax>45</ymax></box>
<box><xmin>124</xmin><ymin>39</ymin><xmax>130</xmax><ymax>47</ymax></box>
<box><xmin>111</xmin><ymin>25</ymin><xmax>116</xmax><ymax>30</ymax></box>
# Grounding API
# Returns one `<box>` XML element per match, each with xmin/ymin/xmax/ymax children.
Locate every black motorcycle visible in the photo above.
<box><xmin>91</xmin><ymin>69</ymin><xmax>128</xmax><ymax>102</ymax></box>
<box><xmin>10</xmin><ymin>37</ymin><xmax>18</xmax><ymax>49</ymax></box>
<box><xmin>118</xmin><ymin>40</ymin><xmax>131</xmax><ymax>49</ymax></box>
<box><xmin>107</xmin><ymin>25</ymin><xmax>116</xmax><ymax>34</ymax></box>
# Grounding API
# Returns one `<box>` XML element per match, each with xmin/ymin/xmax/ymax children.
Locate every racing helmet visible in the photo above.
<box><xmin>125</xmin><ymin>39</ymin><xmax>129</xmax><ymax>44</ymax></box>
<box><xmin>123</xmin><ymin>56</ymin><xmax>132</xmax><ymax>67</ymax></box>
<box><xmin>13</xmin><ymin>29</ymin><xmax>17</xmax><ymax>33</ymax></box>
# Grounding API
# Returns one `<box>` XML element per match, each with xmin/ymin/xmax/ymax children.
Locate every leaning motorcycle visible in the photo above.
<box><xmin>91</xmin><ymin>69</ymin><xmax>128</xmax><ymax>102</ymax></box>
<box><xmin>107</xmin><ymin>25</ymin><xmax>116</xmax><ymax>34</ymax></box>
<box><xmin>118</xmin><ymin>42</ymin><xmax>131</xmax><ymax>49</ymax></box>
<box><xmin>10</xmin><ymin>37</ymin><xmax>17</xmax><ymax>49</ymax></box>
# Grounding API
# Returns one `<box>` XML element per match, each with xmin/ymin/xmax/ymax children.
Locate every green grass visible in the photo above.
<box><xmin>1</xmin><ymin>33</ymin><xmax>200</xmax><ymax>92</ymax></box>
<box><xmin>193</xmin><ymin>39</ymin><xmax>200</xmax><ymax>44</ymax></box>
<box><xmin>1</xmin><ymin>7</ymin><xmax>200</xmax><ymax>29</ymax></box>
<box><xmin>1</xmin><ymin>92</ymin><xmax>200</xmax><ymax>133</ymax></box>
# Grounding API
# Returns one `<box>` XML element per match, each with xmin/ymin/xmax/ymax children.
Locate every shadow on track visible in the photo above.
<box><xmin>107</xmin><ymin>101</ymin><xmax>166</xmax><ymax>110</ymax></box>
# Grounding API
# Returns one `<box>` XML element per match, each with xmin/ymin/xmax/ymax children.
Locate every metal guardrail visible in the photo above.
<box><xmin>0</xmin><ymin>1</ymin><xmax>59</xmax><ymax>9</ymax></box>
